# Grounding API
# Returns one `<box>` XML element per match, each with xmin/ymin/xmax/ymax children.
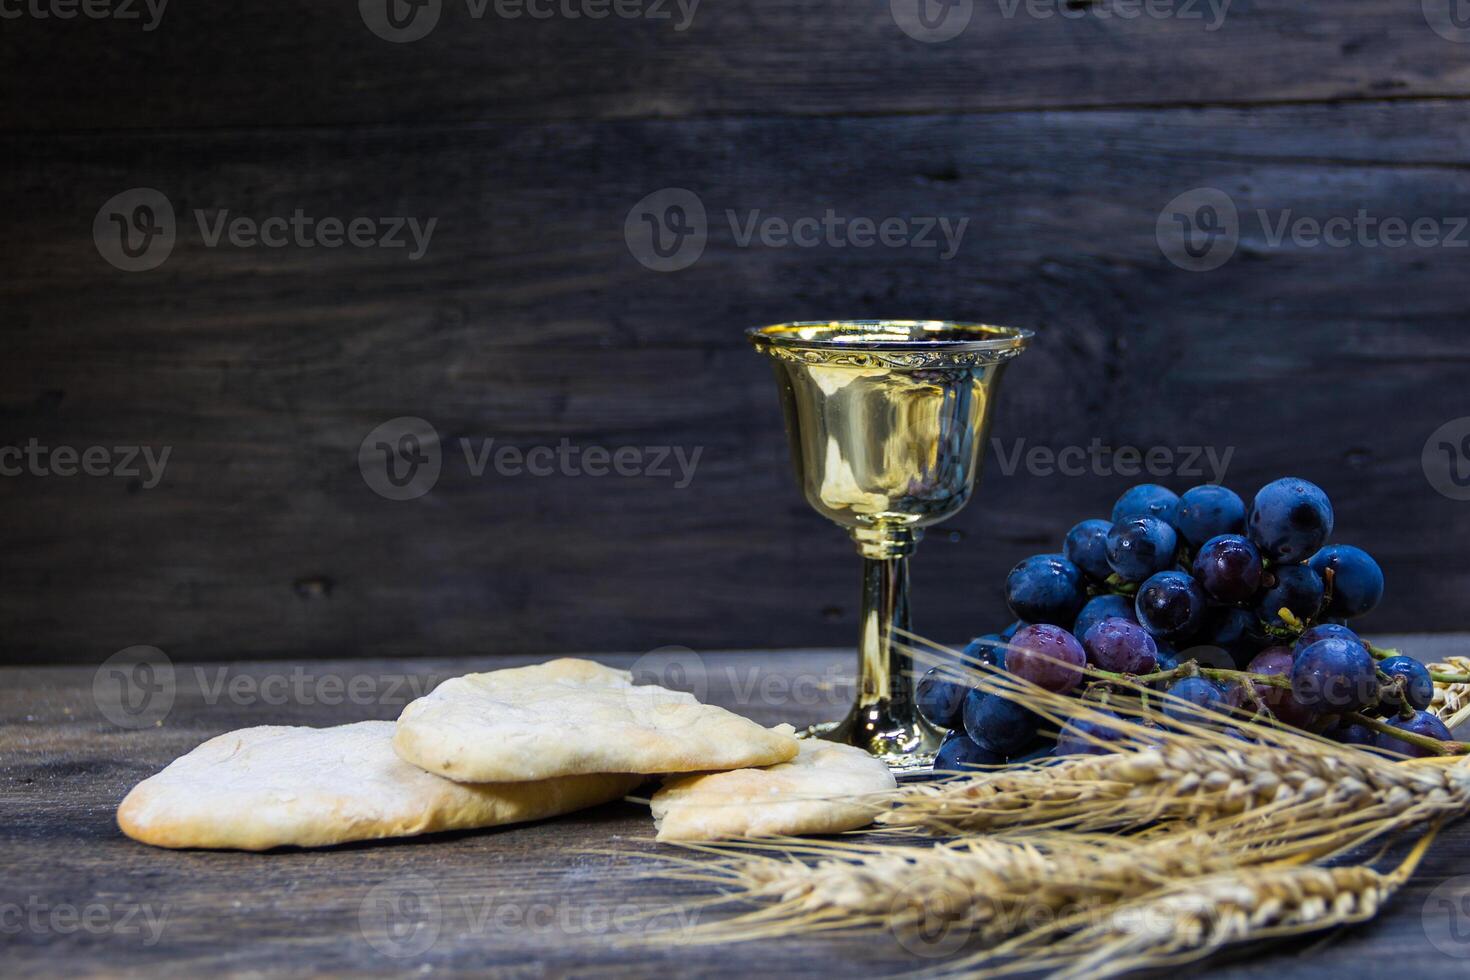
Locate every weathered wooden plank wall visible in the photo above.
<box><xmin>2</xmin><ymin>3</ymin><xmax>1469</xmax><ymax>663</ymax></box>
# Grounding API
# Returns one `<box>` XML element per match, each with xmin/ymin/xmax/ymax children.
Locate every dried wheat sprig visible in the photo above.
<box><xmin>881</xmin><ymin>739</ymin><xmax>1470</xmax><ymax>838</ymax></box>
<box><xmin>1429</xmin><ymin>655</ymin><xmax>1470</xmax><ymax>730</ymax></box>
<box><xmin>886</xmin><ymin>631</ymin><xmax>1470</xmax><ymax>837</ymax></box>
<box><xmin>648</xmin><ymin>818</ymin><xmax>1368</xmax><ymax>949</ymax></box>
<box><xmin>943</xmin><ymin>828</ymin><xmax>1437</xmax><ymax>980</ymax></box>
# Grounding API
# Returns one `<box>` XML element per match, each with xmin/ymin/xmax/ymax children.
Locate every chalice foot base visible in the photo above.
<box><xmin>801</xmin><ymin>700</ymin><xmax>941</xmax><ymax>774</ymax></box>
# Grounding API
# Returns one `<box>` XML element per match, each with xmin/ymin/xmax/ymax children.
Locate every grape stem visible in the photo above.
<box><xmin>1090</xmin><ymin>662</ymin><xmax>1292</xmax><ymax>689</ymax></box>
<box><xmin>1345</xmin><ymin>711</ymin><xmax>1469</xmax><ymax>757</ymax></box>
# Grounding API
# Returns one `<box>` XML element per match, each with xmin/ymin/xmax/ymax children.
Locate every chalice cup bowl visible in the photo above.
<box><xmin>748</xmin><ymin>321</ymin><xmax>1032</xmax><ymax>771</ymax></box>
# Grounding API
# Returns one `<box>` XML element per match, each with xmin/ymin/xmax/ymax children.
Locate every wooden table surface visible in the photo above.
<box><xmin>4</xmin><ymin>639</ymin><xmax>1470</xmax><ymax>978</ymax></box>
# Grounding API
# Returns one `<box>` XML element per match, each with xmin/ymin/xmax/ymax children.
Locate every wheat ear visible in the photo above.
<box><xmin>946</xmin><ymin>829</ymin><xmax>1436</xmax><ymax>980</ymax></box>
<box><xmin>1429</xmin><ymin>655</ymin><xmax>1470</xmax><ymax>730</ymax></box>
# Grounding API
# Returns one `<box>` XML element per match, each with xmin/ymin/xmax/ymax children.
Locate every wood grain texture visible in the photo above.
<box><xmin>2</xmin><ymin>1</ymin><xmax>1469</xmax><ymax>129</ymax></box>
<box><xmin>1</xmin><ymin>649</ymin><xmax>1467</xmax><ymax>978</ymax></box>
<box><xmin>4</xmin><ymin>99</ymin><xmax>1470</xmax><ymax>662</ymax></box>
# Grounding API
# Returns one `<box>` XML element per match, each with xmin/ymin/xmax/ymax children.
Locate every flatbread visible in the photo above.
<box><xmin>393</xmin><ymin>658</ymin><xmax>800</xmax><ymax>783</ymax></box>
<box><xmin>649</xmin><ymin>739</ymin><xmax>897</xmax><ymax>841</ymax></box>
<box><xmin>117</xmin><ymin>721</ymin><xmax>641</xmax><ymax>850</ymax></box>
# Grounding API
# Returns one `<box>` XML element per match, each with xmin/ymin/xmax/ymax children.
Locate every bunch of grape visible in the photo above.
<box><xmin>919</xmin><ymin>478</ymin><xmax>1458</xmax><ymax>769</ymax></box>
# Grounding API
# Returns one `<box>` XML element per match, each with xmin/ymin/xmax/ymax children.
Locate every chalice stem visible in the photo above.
<box><xmin>858</xmin><ymin>555</ymin><xmax>912</xmax><ymax>712</ymax></box>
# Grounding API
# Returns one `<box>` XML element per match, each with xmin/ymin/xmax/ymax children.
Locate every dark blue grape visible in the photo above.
<box><xmin>1195</xmin><ymin>606</ymin><xmax>1264</xmax><ymax>668</ymax></box>
<box><xmin>1000</xmin><ymin>620</ymin><xmax>1026</xmax><ymax>641</ymax></box>
<box><xmin>1135</xmin><ymin>571</ymin><xmax>1206</xmax><ymax>641</ymax></box>
<box><xmin>1372</xmin><ymin>710</ymin><xmax>1453</xmax><ymax>758</ymax></box>
<box><xmin>1007</xmin><ymin>742</ymin><xmax>1056</xmax><ymax>764</ymax></box>
<box><xmin>1308</xmin><ymin>545</ymin><xmax>1384</xmax><ymax>619</ymax></box>
<box><xmin>1005</xmin><ymin>554</ymin><xmax>1086</xmax><ymax>627</ymax></box>
<box><xmin>916</xmin><ymin>667</ymin><xmax>968</xmax><ymax>728</ymax></box>
<box><xmin>1064</xmin><ymin>518</ymin><xmax>1114</xmax><ymax>581</ymax></box>
<box><xmin>1291</xmin><ymin>637</ymin><xmax>1377</xmax><ymax>713</ymax></box>
<box><xmin>1073</xmin><ymin>594</ymin><xmax>1136</xmax><ymax>642</ymax></box>
<box><xmin>1328</xmin><ymin>721</ymin><xmax>1375</xmax><ymax>746</ymax></box>
<box><xmin>1105</xmin><ymin>516</ymin><xmax>1178</xmax><ymax>583</ymax></box>
<box><xmin>933</xmin><ymin>730</ymin><xmax>1006</xmax><ymax>771</ymax></box>
<box><xmin>1174</xmin><ymin>485</ymin><xmax>1246</xmax><ymax>550</ymax></box>
<box><xmin>1246</xmin><ymin>647</ymin><xmax>1315</xmax><ymax>727</ymax></box>
<box><xmin>1006</xmin><ymin>624</ymin><xmax>1087</xmax><ymax>694</ymax></box>
<box><xmin>1248</xmin><ymin>477</ymin><xmax>1334</xmax><ymax>564</ymax></box>
<box><xmin>1111</xmin><ymin>484</ymin><xmax>1180</xmax><ymax>525</ymax></box>
<box><xmin>1378</xmin><ymin>655</ymin><xmax>1433</xmax><ymax>712</ymax></box>
<box><xmin>963</xmin><ymin>689</ymin><xmax>1041</xmax><ymax>754</ymax></box>
<box><xmin>1153</xmin><ymin>645</ymin><xmax>1180</xmax><ymax>672</ymax></box>
<box><xmin>1082</xmin><ymin>618</ymin><xmax>1158</xmax><ymax>674</ymax></box>
<box><xmin>1255</xmin><ymin>565</ymin><xmax>1325</xmax><ymax>629</ymax></box>
<box><xmin>1293</xmin><ymin>622</ymin><xmax>1361</xmax><ymax>654</ymax></box>
<box><xmin>1191</xmin><ymin>534</ymin><xmax>1263</xmax><ymax>603</ymax></box>
<box><xmin>961</xmin><ymin>634</ymin><xmax>1007</xmax><ymax>671</ymax></box>
<box><xmin>1055</xmin><ymin>709</ymin><xmax>1127</xmax><ymax>756</ymax></box>
<box><xmin>1162</xmin><ymin>677</ymin><xmax>1230</xmax><ymax>721</ymax></box>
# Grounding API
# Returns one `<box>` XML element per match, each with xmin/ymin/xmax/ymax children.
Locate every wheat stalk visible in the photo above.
<box><xmin>881</xmin><ymin>739</ymin><xmax>1470</xmax><ymax>839</ymax></box>
<box><xmin>945</xmin><ymin>829</ymin><xmax>1436</xmax><ymax>980</ymax></box>
<box><xmin>883</xmin><ymin>632</ymin><xmax>1470</xmax><ymax>837</ymax></box>
<box><xmin>1429</xmin><ymin>655</ymin><xmax>1470</xmax><ymax>730</ymax></box>
<box><xmin>632</xmin><ymin>631</ymin><xmax>1466</xmax><ymax>977</ymax></box>
<box><xmin>651</xmin><ymin>817</ymin><xmax>1381</xmax><ymax>950</ymax></box>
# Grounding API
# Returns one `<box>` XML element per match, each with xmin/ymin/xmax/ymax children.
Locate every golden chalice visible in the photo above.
<box><xmin>749</xmin><ymin>320</ymin><xmax>1031</xmax><ymax>770</ymax></box>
